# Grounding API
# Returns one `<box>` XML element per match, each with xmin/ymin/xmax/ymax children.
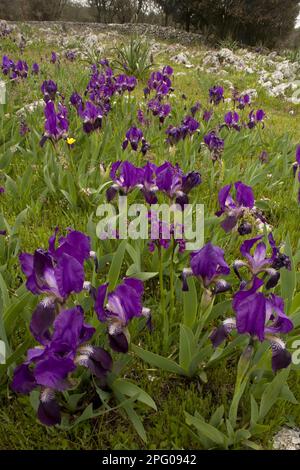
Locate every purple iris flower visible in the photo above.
<box><xmin>248</xmin><ymin>109</ymin><xmax>266</xmax><ymax>129</ymax></box>
<box><xmin>65</xmin><ymin>51</ymin><xmax>76</xmax><ymax>62</ymax></box>
<box><xmin>70</xmin><ymin>91</ymin><xmax>83</xmax><ymax>110</ymax></box>
<box><xmin>94</xmin><ymin>278</ymin><xmax>150</xmax><ymax>353</ymax></box>
<box><xmin>234</xmin><ymin>234</ymin><xmax>291</xmax><ymax>290</ymax></box>
<box><xmin>203</xmin><ymin>131</ymin><xmax>224</xmax><ymax>161</ymax></box>
<box><xmin>139</xmin><ymin>161</ymin><xmax>159</xmax><ymax>204</ymax></box>
<box><xmin>238</xmin><ymin>94</ymin><xmax>250</xmax><ymax>109</ymax></box>
<box><xmin>203</xmin><ymin>109</ymin><xmax>213</xmax><ymax>122</ymax></box>
<box><xmin>14</xmin><ymin>60</ymin><xmax>28</xmax><ymax>79</ymax></box>
<box><xmin>224</xmin><ymin>111</ymin><xmax>240</xmax><ymax>131</ymax></box>
<box><xmin>0</xmin><ymin>186</ymin><xmax>5</xmax><ymax>194</ymax></box>
<box><xmin>50</xmin><ymin>52</ymin><xmax>58</xmax><ymax>64</ymax></box>
<box><xmin>216</xmin><ymin>182</ymin><xmax>255</xmax><ymax>233</ymax></box>
<box><xmin>106</xmin><ymin>160</ymin><xmax>144</xmax><ymax>202</ymax></box>
<box><xmin>78</xmin><ymin>101</ymin><xmax>103</xmax><ymax>134</ymax></box>
<box><xmin>41</xmin><ymin>80</ymin><xmax>58</xmax><ymax>102</ymax></box>
<box><xmin>209</xmin><ymin>86</ymin><xmax>224</xmax><ymax>105</ymax></box>
<box><xmin>148</xmin><ymin>99</ymin><xmax>172</xmax><ymax>123</ymax></box>
<box><xmin>259</xmin><ymin>150</ymin><xmax>269</xmax><ymax>163</ymax></box>
<box><xmin>191</xmin><ymin>101</ymin><xmax>201</xmax><ymax>117</ymax></box>
<box><xmin>233</xmin><ymin>91</ymin><xmax>251</xmax><ymax>109</ymax></box>
<box><xmin>211</xmin><ymin>277</ymin><xmax>293</xmax><ymax>371</ymax></box>
<box><xmin>147</xmin><ymin>68</ymin><xmax>172</xmax><ymax>98</ymax></box>
<box><xmin>137</xmin><ymin>108</ymin><xmax>149</xmax><ymax>127</ymax></box>
<box><xmin>166</xmin><ymin>116</ymin><xmax>199</xmax><ymax>145</ymax></box>
<box><xmin>99</xmin><ymin>58</ymin><xmax>110</xmax><ymax>67</ymax></box>
<box><xmin>182</xmin><ymin>115</ymin><xmax>200</xmax><ymax>133</ymax></box>
<box><xmin>268</xmin><ymin>233</ymin><xmax>292</xmax><ymax>271</ymax></box>
<box><xmin>86</xmin><ymin>67</ymin><xmax>115</xmax><ymax>106</ymax></box>
<box><xmin>155</xmin><ymin>161</ymin><xmax>201</xmax><ymax>208</ymax></box>
<box><xmin>115</xmin><ymin>74</ymin><xmax>137</xmax><ymax>93</ymax></box>
<box><xmin>122</xmin><ymin>126</ymin><xmax>149</xmax><ymax>154</ymax></box>
<box><xmin>162</xmin><ymin>65</ymin><xmax>173</xmax><ymax>77</ymax></box>
<box><xmin>32</xmin><ymin>62</ymin><xmax>39</xmax><ymax>75</ymax></box>
<box><xmin>182</xmin><ymin>242</ymin><xmax>230</xmax><ymax>293</ymax></box>
<box><xmin>2</xmin><ymin>55</ymin><xmax>14</xmax><ymax>76</ymax></box>
<box><xmin>12</xmin><ymin>305</ymin><xmax>112</xmax><ymax>426</ymax></box>
<box><xmin>40</xmin><ymin>101</ymin><xmax>69</xmax><ymax>146</ymax></box>
<box><xmin>19</xmin><ymin>229</ymin><xmax>91</xmax><ymax>302</ymax></box>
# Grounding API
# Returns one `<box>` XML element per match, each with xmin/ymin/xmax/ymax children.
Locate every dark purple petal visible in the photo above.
<box><xmin>30</xmin><ymin>302</ymin><xmax>56</xmax><ymax>345</ymax></box>
<box><xmin>94</xmin><ymin>283</ymin><xmax>109</xmax><ymax>322</ymax></box>
<box><xmin>109</xmin><ymin>332</ymin><xmax>128</xmax><ymax>353</ymax></box>
<box><xmin>190</xmin><ymin>243</ymin><xmax>230</xmax><ymax>286</ymax></box>
<box><xmin>233</xmin><ymin>277</ymin><xmax>266</xmax><ymax>341</ymax></box>
<box><xmin>265</xmin><ymin>295</ymin><xmax>293</xmax><ymax>335</ymax></box>
<box><xmin>34</xmin><ymin>355</ymin><xmax>75</xmax><ymax>390</ymax></box>
<box><xmin>87</xmin><ymin>347</ymin><xmax>113</xmax><ymax>378</ymax></box>
<box><xmin>271</xmin><ymin>344</ymin><xmax>291</xmax><ymax>372</ymax></box>
<box><xmin>38</xmin><ymin>395</ymin><xmax>61</xmax><ymax>426</ymax></box>
<box><xmin>11</xmin><ymin>364</ymin><xmax>36</xmax><ymax>394</ymax></box>
<box><xmin>235</xmin><ymin>181</ymin><xmax>254</xmax><ymax>208</ymax></box>
<box><xmin>55</xmin><ymin>253</ymin><xmax>85</xmax><ymax>298</ymax></box>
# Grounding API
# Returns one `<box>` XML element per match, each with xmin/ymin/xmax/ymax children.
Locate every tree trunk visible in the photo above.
<box><xmin>185</xmin><ymin>12</ymin><xmax>191</xmax><ymax>32</ymax></box>
<box><xmin>165</xmin><ymin>13</ymin><xmax>168</xmax><ymax>27</ymax></box>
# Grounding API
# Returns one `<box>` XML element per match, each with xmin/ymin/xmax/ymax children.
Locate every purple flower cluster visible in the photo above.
<box><xmin>68</xmin><ymin>62</ymin><xmax>137</xmax><ymax>134</ymax></box>
<box><xmin>19</xmin><ymin>229</ymin><xmax>91</xmax><ymax>301</ymax></box>
<box><xmin>210</xmin><ymin>234</ymin><xmax>293</xmax><ymax>372</ymax></box>
<box><xmin>145</xmin><ymin>66</ymin><xmax>173</xmax><ymax>99</ymax></box>
<box><xmin>12</xmin><ymin>229</ymin><xmax>119</xmax><ymax>426</ymax></box>
<box><xmin>147</xmin><ymin>99</ymin><xmax>171</xmax><ymax>124</ymax></box>
<box><xmin>233</xmin><ymin>90</ymin><xmax>251</xmax><ymax>110</ymax></box>
<box><xmin>224</xmin><ymin>111</ymin><xmax>240</xmax><ymax>131</ymax></box>
<box><xmin>2</xmin><ymin>55</ymin><xmax>28</xmax><ymax>79</ymax></box>
<box><xmin>12</xmin><ymin>227</ymin><xmax>151</xmax><ymax>426</ymax></box>
<box><xmin>106</xmin><ymin>160</ymin><xmax>201</xmax><ymax>209</ymax></box>
<box><xmin>166</xmin><ymin>115</ymin><xmax>199</xmax><ymax>145</ymax></box>
<box><xmin>12</xmin><ymin>305</ymin><xmax>112</xmax><ymax>426</ymax></box>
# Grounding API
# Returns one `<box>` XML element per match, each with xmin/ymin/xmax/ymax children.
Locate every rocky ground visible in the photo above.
<box><xmin>2</xmin><ymin>18</ymin><xmax>300</xmax><ymax>107</ymax></box>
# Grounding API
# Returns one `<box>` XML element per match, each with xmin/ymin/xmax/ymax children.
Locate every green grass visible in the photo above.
<box><xmin>1</xmin><ymin>26</ymin><xmax>300</xmax><ymax>450</ymax></box>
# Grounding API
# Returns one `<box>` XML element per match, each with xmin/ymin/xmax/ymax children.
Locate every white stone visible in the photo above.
<box><xmin>171</xmin><ymin>53</ymin><xmax>191</xmax><ymax>65</ymax></box>
<box><xmin>273</xmin><ymin>428</ymin><xmax>300</xmax><ymax>450</ymax></box>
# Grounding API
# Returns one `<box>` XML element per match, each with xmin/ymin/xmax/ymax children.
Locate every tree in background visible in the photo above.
<box><xmin>154</xmin><ymin>0</ymin><xmax>299</xmax><ymax>46</ymax></box>
<box><xmin>154</xmin><ymin>0</ymin><xmax>177</xmax><ymax>26</ymax></box>
<box><xmin>26</xmin><ymin>0</ymin><xmax>68</xmax><ymax>21</ymax></box>
<box><xmin>196</xmin><ymin>0</ymin><xmax>299</xmax><ymax>46</ymax></box>
<box><xmin>0</xmin><ymin>0</ymin><xmax>68</xmax><ymax>21</ymax></box>
<box><xmin>87</xmin><ymin>0</ymin><xmax>114</xmax><ymax>23</ymax></box>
